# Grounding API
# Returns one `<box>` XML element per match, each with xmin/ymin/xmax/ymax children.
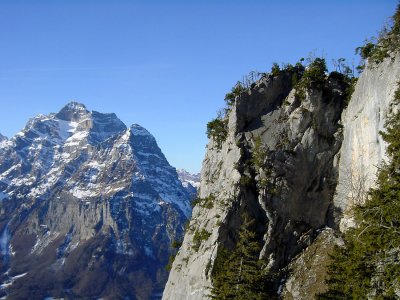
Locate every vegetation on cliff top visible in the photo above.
<box><xmin>206</xmin><ymin>54</ymin><xmax>356</xmax><ymax>149</ymax></box>
<box><xmin>356</xmin><ymin>4</ymin><xmax>400</xmax><ymax>67</ymax></box>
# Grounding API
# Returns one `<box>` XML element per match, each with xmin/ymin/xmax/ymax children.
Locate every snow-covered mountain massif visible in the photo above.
<box><xmin>0</xmin><ymin>102</ymin><xmax>191</xmax><ymax>299</ymax></box>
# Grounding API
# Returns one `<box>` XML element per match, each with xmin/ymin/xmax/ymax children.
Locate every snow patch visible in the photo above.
<box><xmin>184</xmin><ymin>180</ymin><xmax>200</xmax><ymax>188</ymax></box>
<box><xmin>11</xmin><ymin>272</ymin><xmax>27</xmax><ymax>280</ymax></box>
<box><xmin>71</xmin><ymin>187</ymin><xmax>96</xmax><ymax>199</ymax></box>
<box><xmin>64</xmin><ymin>130</ymin><xmax>88</xmax><ymax>147</ymax></box>
<box><xmin>120</xmin><ymin>129</ymin><xmax>132</xmax><ymax>141</ymax></box>
<box><xmin>0</xmin><ymin>224</ymin><xmax>10</xmax><ymax>256</ymax></box>
<box><xmin>136</xmin><ymin>151</ymin><xmax>162</xmax><ymax>159</ymax></box>
<box><xmin>31</xmin><ymin>231</ymin><xmax>60</xmax><ymax>254</ymax></box>
<box><xmin>57</xmin><ymin>119</ymin><xmax>78</xmax><ymax>141</ymax></box>
<box><xmin>0</xmin><ymin>272</ymin><xmax>27</xmax><ymax>289</ymax></box>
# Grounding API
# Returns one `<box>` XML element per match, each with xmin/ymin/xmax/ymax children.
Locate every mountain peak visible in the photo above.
<box><xmin>177</xmin><ymin>169</ymin><xmax>200</xmax><ymax>188</ymax></box>
<box><xmin>0</xmin><ymin>102</ymin><xmax>191</xmax><ymax>299</ymax></box>
<box><xmin>130</xmin><ymin>123</ymin><xmax>153</xmax><ymax>137</ymax></box>
<box><xmin>56</xmin><ymin>101</ymin><xmax>89</xmax><ymax>121</ymax></box>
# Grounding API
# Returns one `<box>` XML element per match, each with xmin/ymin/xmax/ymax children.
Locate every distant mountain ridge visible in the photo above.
<box><xmin>177</xmin><ymin>169</ymin><xmax>200</xmax><ymax>188</ymax></box>
<box><xmin>0</xmin><ymin>102</ymin><xmax>191</xmax><ymax>299</ymax></box>
<box><xmin>177</xmin><ymin>169</ymin><xmax>200</xmax><ymax>200</ymax></box>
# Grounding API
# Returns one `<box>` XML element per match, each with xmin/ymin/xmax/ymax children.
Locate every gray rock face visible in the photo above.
<box><xmin>0</xmin><ymin>102</ymin><xmax>190</xmax><ymax>299</ymax></box>
<box><xmin>163</xmin><ymin>69</ymin><xmax>348</xmax><ymax>299</ymax></box>
<box><xmin>281</xmin><ymin>53</ymin><xmax>400</xmax><ymax>298</ymax></box>
<box><xmin>333</xmin><ymin>52</ymin><xmax>400</xmax><ymax>231</ymax></box>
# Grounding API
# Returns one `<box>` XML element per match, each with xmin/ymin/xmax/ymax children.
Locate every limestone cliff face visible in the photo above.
<box><xmin>333</xmin><ymin>52</ymin><xmax>400</xmax><ymax>230</ymax></box>
<box><xmin>163</xmin><ymin>68</ymin><xmax>348</xmax><ymax>299</ymax></box>
<box><xmin>162</xmin><ymin>89</ymin><xmax>243</xmax><ymax>300</ymax></box>
<box><xmin>282</xmin><ymin>53</ymin><xmax>400</xmax><ymax>299</ymax></box>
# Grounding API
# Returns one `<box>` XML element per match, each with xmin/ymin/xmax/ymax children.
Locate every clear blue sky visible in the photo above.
<box><xmin>0</xmin><ymin>0</ymin><xmax>397</xmax><ymax>173</ymax></box>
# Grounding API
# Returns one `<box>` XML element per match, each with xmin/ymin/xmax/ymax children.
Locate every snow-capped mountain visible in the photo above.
<box><xmin>176</xmin><ymin>169</ymin><xmax>200</xmax><ymax>200</ymax></box>
<box><xmin>0</xmin><ymin>102</ymin><xmax>191</xmax><ymax>299</ymax></box>
<box><xmin>177</xmin><ymin>169</ymin><xmax>200</xmax><ymax>189</ymax></box>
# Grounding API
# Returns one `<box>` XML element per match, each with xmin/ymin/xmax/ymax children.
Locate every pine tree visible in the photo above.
<box><xmin>210</xmin><ymin>215</ymin><xmax>272</xmax><ymax>299</ymax></box>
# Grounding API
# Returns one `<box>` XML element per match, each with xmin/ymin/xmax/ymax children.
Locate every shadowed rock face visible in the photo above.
<box><xmin>0</xmin><ymin>102</ymin><xmax>190</xmax><ymax>299</ymax></box>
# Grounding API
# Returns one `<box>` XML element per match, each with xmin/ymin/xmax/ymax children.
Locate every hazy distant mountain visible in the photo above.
<box><xmin>0</xmin><ymin>102</ymin><xmax>191</xmax><ymax>299</ymax></box>
<box><xmin>177</xmin><ymin>169</ymin><xmax>200</xmax><ymax>200</ymax></box>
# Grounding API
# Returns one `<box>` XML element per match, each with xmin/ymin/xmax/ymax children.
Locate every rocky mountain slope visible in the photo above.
<box><xmin>163</xmin><ymin>52</ymin><xmax>400</xmax><ymax>299</ymax></box>
<box><xmin>0</xmin><ymin>102</ymin><xmax>191</xmax><ymax>299</ymax></box>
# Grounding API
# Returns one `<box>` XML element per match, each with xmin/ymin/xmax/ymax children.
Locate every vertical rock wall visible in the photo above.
<box><xmin>334</xmin><ymin>53</ymin><xmax>400</xmax><ymax>231</ymax></box>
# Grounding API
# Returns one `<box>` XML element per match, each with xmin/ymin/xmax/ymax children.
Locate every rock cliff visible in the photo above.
<box><xmin>333</xmin><ymin>52</ymin><xmax>400</xmax><ymax>230</ymax></box>
<box><xmin>163</xmin><ymin>53</ymin><xmax>400</xmax><ymax>299</ymax></box>
<box><xmin>0</xmin><ymin>102</ymin><xmax>190</xmax><ymax>299</ymax></box>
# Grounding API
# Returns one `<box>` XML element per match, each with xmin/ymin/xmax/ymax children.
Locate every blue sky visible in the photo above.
<box><xmin>0</xmin><ymin>0</ymin><xmax>397</xmax><ymax>173</ymax></box>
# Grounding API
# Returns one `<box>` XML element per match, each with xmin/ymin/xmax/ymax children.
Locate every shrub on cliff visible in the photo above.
<box><xmin>224</xmin><ymin>81</ymin><xmax>246</xmax><ymax>106</ymax></box>
<box><xmin>192</xmin><ymin>228</ymin><xmax>211</xmax><ymax>252</ymax></box>
<box><xmin>356</xmin><ymin>4</ymin><xmax>400</xmax><ymax>66</ymax></box>
<box><xmin>271</xmin><ymin>62</ymin><xmax>281</xmax><ymax>76</ymax></box>
<box><xmin>295</xmin><ymin>57</ymin><xmax>327</xmax><ymax>100</ymax></box>
<box><xmin>207</xmin><ymin>117</ymin><xmax>228</xmax><ymax>149</ymax></box>
<box><xmin>210</xmin><ymin>215</ymin><xmax>274</xmax><ymax>299</ymax></box>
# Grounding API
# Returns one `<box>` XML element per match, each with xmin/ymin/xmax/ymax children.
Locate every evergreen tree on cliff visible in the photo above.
<box><xmin>210</xmin><ymin>215</ymin><xmax>272</xmax><ymax>299</ymax></box>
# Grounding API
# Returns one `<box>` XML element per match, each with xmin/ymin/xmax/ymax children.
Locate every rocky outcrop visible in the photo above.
<box><xmin>163</xmin><ymin>67</ymin><xmax>349</xmax><ymax>299</ymax></box>
<box><xmin>281</xmin><ymin>228</ymin><xmax>339</xmax><ymax>299</ymax></box>
<box><xmin>0</xmin><ymin>102</ymin><xmax>190</xmax><ymax>299</ymax></box>
<box><xmin>333</xmin><ymin>52</ymin><xmax>400</xmax><ymax>230</ymax></box>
